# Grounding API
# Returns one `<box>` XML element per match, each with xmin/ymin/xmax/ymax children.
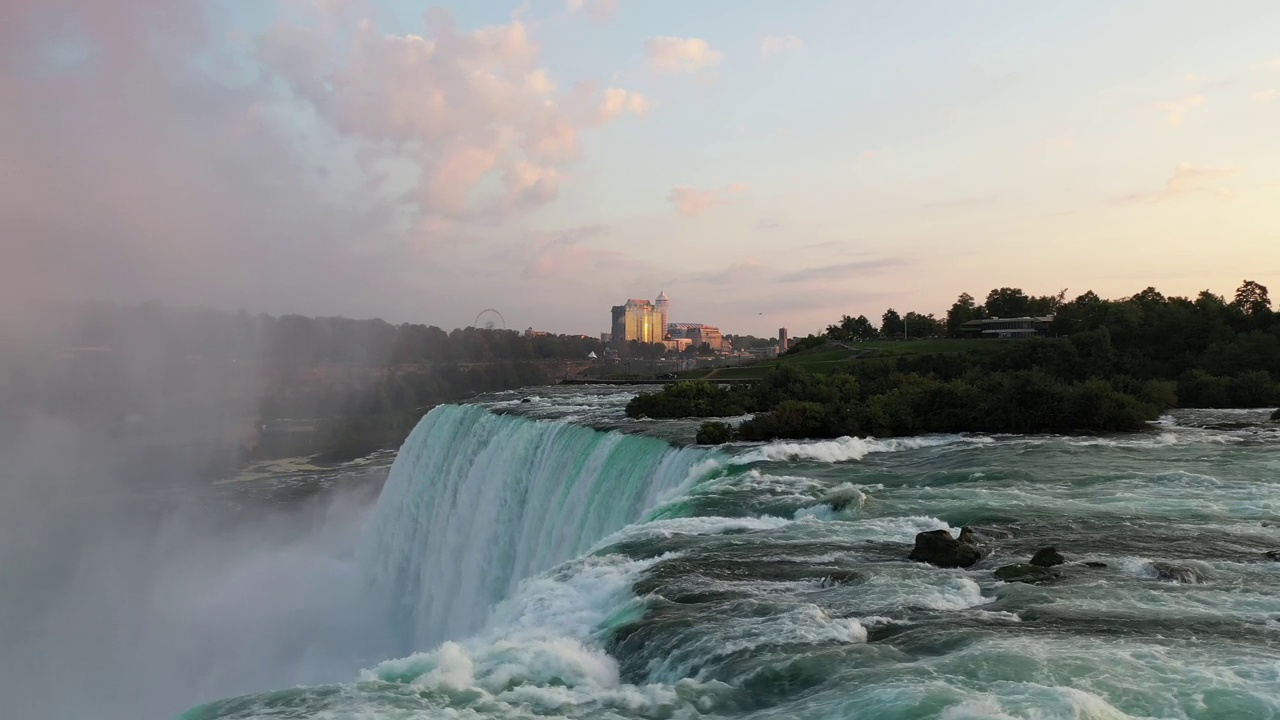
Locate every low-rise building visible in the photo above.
<box><xmin>959</xmin><ymin>315</ymin><xmax>1054</xmax><ymax>339</ymax></box>
<box><xmin>668</xmin><ymin>322</ymin><xmax>730</xmax><ymax>352</ymax></box>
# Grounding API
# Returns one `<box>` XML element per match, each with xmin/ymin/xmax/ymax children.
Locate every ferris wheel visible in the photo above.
<box><xmin>474</xmin><ymin>309</ymin><xmax>506</xmax><ymax>330</ymax></box>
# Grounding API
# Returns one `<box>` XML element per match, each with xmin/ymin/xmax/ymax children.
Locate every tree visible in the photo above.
<box><xmin>881</xmin><ymin>309</ymin><xmax>904</xmax><ymax>338</ymax></box>
<box><xmin>983</xmin><ymin>288</ymin><xmax>1032</xmax><ymax>318</ymax></box>
<box><xmin>1234</xmin><ymin>280</ymin><xmax>1271</xmax><ymax>315</ymax></box>
<box><xmin>903</xmin><ymin>312</ymin><xmax>944</xmax><ymax>338</ymax></box>
<box><xmin>946</xmin><ymin>293</ymin><xmax>982</xmax><ymax>336</ymax></box>
<box><xmin>1028</xmin><ymin>289</ymin><xmax>1068</xmax><ymax>316</ymax></box>
<box><xmin>827</xmin><ymin>314</ymin><xmax>878</xmax><ymax>341</ymax></box>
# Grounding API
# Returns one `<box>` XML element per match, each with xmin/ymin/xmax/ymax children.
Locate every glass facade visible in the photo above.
<box><xmin>613</xmin><ymin>300</ymin><xmax>659</xmax><ymax>343</ymax></box>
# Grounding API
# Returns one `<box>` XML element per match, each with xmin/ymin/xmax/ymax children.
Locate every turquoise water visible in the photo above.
<box><xmin>183</xmin><ymin>393</ymin><xmax>1280</xmax><ymax>719</ymax></box>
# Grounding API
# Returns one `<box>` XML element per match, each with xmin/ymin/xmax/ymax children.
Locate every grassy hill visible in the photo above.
<box><xmin>681</xmin><ymin>339</ymin><xmax>1004</xmax><ymax>380</ymax></box>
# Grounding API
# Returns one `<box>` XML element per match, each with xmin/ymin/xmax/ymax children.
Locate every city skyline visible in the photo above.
<box><xmin>4</xmin><ymin>1</ymin><xmax>1279</xmax><ymax>338</ymax></box>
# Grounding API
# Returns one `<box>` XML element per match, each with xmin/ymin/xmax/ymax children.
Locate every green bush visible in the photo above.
<box><xmin>695</xmin><ymin>421</ymin><xmax>734</xmax><ymax>445</ymax></box>
<box><xmin>737</xmin><ymin>401</ymin><xmax>834</xmax><ymax>441</ymax></box>
<box><xmin>625</xmin><ymin>380</ymin><xmax>750</xmax><ymax>419</ymax></box>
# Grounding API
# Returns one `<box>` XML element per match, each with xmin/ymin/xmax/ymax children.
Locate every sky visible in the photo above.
<box><xmin>2</xmin><ymin>1</ymin><xmax>1279</xmax><ymax>337</ymax></box>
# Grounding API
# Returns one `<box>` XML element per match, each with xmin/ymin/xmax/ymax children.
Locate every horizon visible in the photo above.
<box><xmin>4</xmin><ymin>1</ymin><xmax>1278</xmax><ymax>338</ymax></box>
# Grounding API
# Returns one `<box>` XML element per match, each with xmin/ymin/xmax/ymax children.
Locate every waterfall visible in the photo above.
<box><xmin>358</xmin><ymin>404</ymin><xmax>717</xmax><ymax>654</ymax></box>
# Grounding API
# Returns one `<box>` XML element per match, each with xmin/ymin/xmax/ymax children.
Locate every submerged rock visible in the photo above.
<box><xmin>1264</xmin><ymin>550</ymin><xmax>1280</xmax><ymax>562</ymax></box>
<box><xmin>1271</xmin><ymin>408</ymin><xmax>1280</xmax><ymax>422</ymax></box>
<box><xmin>1150</xmin><ymin>561</ymin><xmax>1206</xmax><ymax>584</ymax></box>
<box><xmin>908</xmin><ymin>528</ymin><xmax>982</xmax><ymax>568</ymax></box>
<box><xmin>967</xmin><ymin>526</ymin><xmax>1015</xmax><ymax>540</ymax></box>
<box><xmin>1082</xmin><ymin>561</ymin><xmax>1109</xmax><ymax>569</ymax></box>
<box><xmin>821</xmin><ymin>485</ymin><xmax>868</xmax><ymax>513</ymax></box>
<box><xmin>1030</xmin><ymin>546</ymin><xmax>1066</xmax><ymax>568</ymax></box>
<box><xmin>819</xmin><ymin>570</ymin><xmax>860</xmax><ymax>588</ymax></box>
<box><xmin>994</xmin><ymin>563</ymin><xmax>1058</xmax><ymax>583</ymax></box>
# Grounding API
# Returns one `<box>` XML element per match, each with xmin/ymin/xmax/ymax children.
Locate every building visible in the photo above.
<box><xmin>600</xmin><ymin>332</ymin><xmax>612</xmax><ymax>344</ymax></box>
<box><xmin>662</xmin><ymin>337</ymin><xmax>693</xmax><ymax>353</ymax></box>
<box><xmin>654</xmin><ymin>291</ymin><xmax>670</xmax><ymax>339</ymax></box>
<box><xmin>610</xmin><ymin>299</ymin><xmax>662</xmax><ymax>344</ymax></box>
<box><xmin>778</xmin><ymin>327</ymin><xmax>789</xmax><ymax>353</ymax></box>
<box><xmin>668</xmin><ymin>322</ymin><xmax>730</xmax><ymax>352</ymax></box>
<box><xmin>959</xmin><ymin>315</ymin><xmax>1054</xmax><ymax>339</ymax></box>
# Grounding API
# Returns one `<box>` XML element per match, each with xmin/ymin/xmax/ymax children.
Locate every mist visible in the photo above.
<box><xmin>0</xmin><ymin>303</ymin><xmax>402</xmax><ymax>719</ymax></box>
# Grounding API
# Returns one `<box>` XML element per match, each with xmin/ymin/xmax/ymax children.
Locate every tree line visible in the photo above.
<box><xmin>630</xmin><ymin>281</ymin><xmax>1280</xmax><ymax>442</ymax></box>
<box><xmin>3</xmin><ymin>303</ymin><xmax>607</xmax><ymax>466</ymax></box>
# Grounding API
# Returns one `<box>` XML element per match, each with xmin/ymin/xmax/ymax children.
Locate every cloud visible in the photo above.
<box><xmin>667</xmin><ymin>183</ymin><xmax>745</xmax><ymax>218</ymax></box>
<box><xmin>645</xmin><ymin>36</ymin><xmax>723</xmax><ymax>74</ymax></box>
<box><xmin>519</xmin><ymin>225</ymin><xmax>629</xmax><ymax>279</ymax></box>
<box><xmin>0</xmin><ymin>2</ymin><xmax>648</xmax><ymax>322</ymax></box>
<box><xmin>756</xmin><ymin>219</ymin><xmax>780</xmax><ymax>230</ymax></box>
<box><xmin>1118</xmin><ymin>163</ymin><xmax>1243</xmax><ymax>204</ymax></box>
<box><xmin>1155</xmin><ymin>94</ymin><xmax>1206</xmax><ymax>127</ymax></box>
<box><xmin>1035</xmin><ymin>130</ymin><xmax>1078</xmax><ymax>155</ymax></box>
<box><xmin>1252</xmin><ymin>89</ymin><xmax>1276</xmax><ymax>103</ymax></box>
<box><xmin>779</xmin><ymin>258</ymin><xmax>907</xmax><ymax>283</ymax></box>
<box><xmin>596</xmin><ymin>87</ymin><xmax>649</xmax><ymax>123</ymax></box>
<box><xmin>687</xmin><ymin>259</ymin><xmax>768</xmax><ymax>286</ymax></box>
<box><xmin>760</xmin><ymin>34</ymin><xmax>804</xmax><ymax>59</ymax></box>
<box><xmin>566</xmin><ymin>0</ymin><xmax>619</xmax><ymax>24</ymax></box>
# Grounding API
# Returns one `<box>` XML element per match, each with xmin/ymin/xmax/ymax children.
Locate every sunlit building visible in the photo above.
<box><xmin>668</xmin><ymin>323</ymin><xmax>730</xmax><ymax>352</ymax></box>
<box><xmin>654</xmin><ymin>291</ymin><xmax>670</xmax><ymax>339</ymax></box>
<box><xmin>610</xmin><ymin>299</ymin><xmax>662</xmax><ymax>344</ymax></box>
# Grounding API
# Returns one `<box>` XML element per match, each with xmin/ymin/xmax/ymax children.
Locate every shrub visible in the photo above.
<box><xmin>695</xmin><ymin>421</ymin><xmax>734</xmax><ymax>445</ymax></box>
<box><xmin>625</xmin><ymin>380</ymin><xmax>750</xmax><ymax>419</ymax></box>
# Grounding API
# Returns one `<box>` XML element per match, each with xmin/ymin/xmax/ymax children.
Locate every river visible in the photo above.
<box><xmin>179</xmin><ymin>387</ymin><xmax>1280</xmax><ymax>719</ymax></box>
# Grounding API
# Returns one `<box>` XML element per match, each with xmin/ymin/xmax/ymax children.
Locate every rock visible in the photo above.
<box><xmin>994</xmin><ymin>564</ymin><xmax>1058</xmax><ymax>584</ymax></box>
<box><xmin>1263</xmin><ymin>521</ymin><xmax>1280</xmax><ymax>528</ymax></box>
<box><xmin>1150</xmin><ymin>561</ymin><xmax>1205</xmax><ymax>584</ymax></box>
<box><xmin>1264</xmin><ymin>550</ymin><xmax>1280</xmax><ymax>562</ymax></box>
<box><xmin>1082</xmin><ymin>561</ymin><xmax>1108</xmax><ymax>568</ymax></box>
<box><xmin>819</xmin><ymin>570</ymin><xmax>860</xmax><ymax>588</ymax></box>
<box><xmin>1030</xmin><ymin>546</ymin><xmax>1066</xmax><ymax>568</ymax></box>
<box><xmin>520</xmin><ymin>398</ymin><xmax>532</xmax><ymax>403</ymax></box>
<box><xmin>908</xmin><ymin>528</ymin><xmax>982</xmax><ymax>569</ymax></box>
<box><xmin>1271</xmin><ymin>408</ymin><xmax>1280</xmax><ymax>422</ymax></box>
<box><xmin>967</xmin><ymin>526</ymin><xmax>1015</xmax><ymax>540</ymax></box>
<box><xmin>821</xmin><ymin>485</ymin><xmax>868</xmax><ymax>513</ymax></box>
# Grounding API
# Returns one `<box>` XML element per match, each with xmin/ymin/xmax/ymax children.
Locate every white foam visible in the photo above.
<box><xmin>592</xmin><ymin>515</ymin><xmax>792</xmax><ymax>551</ymax></box>
<box><xmin>361</xmin><ymin>552</ymin><xmax>734</xmax><ymax>717</ymax></box>
<box><xmin>731</xmin><ymin>433</ymin><xmax>993</xmax><ymax>464</ymax></box>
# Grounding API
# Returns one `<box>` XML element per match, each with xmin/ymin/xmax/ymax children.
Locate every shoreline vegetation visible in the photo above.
<box><xmin>626</xmin><ymin>282</ymin><xmax>1280</xmax><ymax>443</ymax></box>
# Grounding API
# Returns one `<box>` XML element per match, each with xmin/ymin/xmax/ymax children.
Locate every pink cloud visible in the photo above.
<box><xmin>645</xmin><ymin>36</ymin><xmax>723</xmax><ymax>74</ymax></box>
<box><xmin>0</xmin><ymin>2</ymin><xmax>646</xmax><ymax>321</ymax></box>
<box><xmin>667</xmin><ymin>184</ymin><xmax>745</xmax><ymax>218</ymax></box>
<box><xmin>1118</xmin><ymin>163</ymin><xmax>1242</xmax><ymax>203</ymax></box>
<box><xmin>760</xmin><ymin>34</ymin><xmax>805</xmax><ymax>59</ymax></box>
<box><xmin>1154</xmin><ymin>94</ymin><xmax>1206</xmax><ymax>127</ymax></box>
<box><xmin>566</xmin><ymin>0</ymin><xmax>620</xmax><ymax>24</ymax></box>
<box><xmin>519</xmin><ymin>225</ymin><xmax>630</xmax><ymax>279</ymax></box>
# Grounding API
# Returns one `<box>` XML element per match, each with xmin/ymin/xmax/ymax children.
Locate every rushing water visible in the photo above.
<box><xmin>183</xmin><ymin>389</ymin><xmax>1280</xmax><ymax>720</ymax></box>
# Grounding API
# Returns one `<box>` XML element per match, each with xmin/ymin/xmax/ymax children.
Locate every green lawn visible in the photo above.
<box><xmin>670</xmin><ymin>339</ymin><xmax>1003</xmax><ymax>381</ymax></box>
<box><xmin>696</xmin><ymin>339</ymin><xmax>1002</xmax><ymax>380</ymax></box>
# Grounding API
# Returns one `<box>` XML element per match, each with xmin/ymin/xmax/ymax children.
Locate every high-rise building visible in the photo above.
<box><xmin>610</xmin><ymin>299</ymin><xmax>661</xmax><ymax>344</ymax></box>
<box><xmin>654</xmin><ymin>290</ymin><xmax>670</xmax><ymax>340</ymax></box>
<box><xmin>779</xmin><ymin>327</ymin><xmax>789</xmax><ymax>352</ymax></box>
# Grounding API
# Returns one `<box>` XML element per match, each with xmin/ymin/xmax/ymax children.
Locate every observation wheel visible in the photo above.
<box><xmin>474</xmin><ymin>309</ymin><xmax>506</xmax><ymax>330</ymax></box>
